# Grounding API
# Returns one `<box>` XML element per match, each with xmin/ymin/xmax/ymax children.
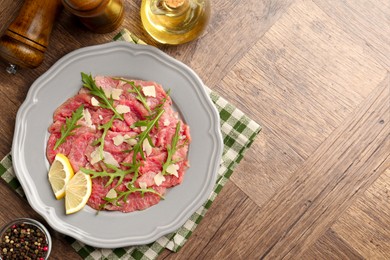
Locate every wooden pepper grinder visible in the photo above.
<box><xmin>0</xmin><ymin>0</ymin><xmax>62</xmax><ymax>73</ymax></box>
<box><xmin>62</xmin><ymin>0</ymin><xmax>124</xmax><ymax>34</ymax></box>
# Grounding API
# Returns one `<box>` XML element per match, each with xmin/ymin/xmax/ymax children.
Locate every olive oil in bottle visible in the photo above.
<box><xmin>141</xmin><ymin>0</ymin><xmax>211</xmax><ymax>45</ymax></box>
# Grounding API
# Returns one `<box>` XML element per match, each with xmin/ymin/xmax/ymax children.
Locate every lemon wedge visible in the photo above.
<box><xmin>48</xmin><ymin>153</ymin><xmax>74</xmax><ymax>200</ymax></box>
<box><xmin>65</xmin><ymin>171</ymin><xmax>92</xmax><ymax>214</ymax></box>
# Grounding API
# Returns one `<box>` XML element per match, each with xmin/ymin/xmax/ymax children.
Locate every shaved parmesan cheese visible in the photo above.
<box><xmin>139</xmin><ymin>182</ymin><xmax>147</xmax><ymax>190</ymax></box>
<box><xmin>103</xmin><ymin>88</ymin><xmax>111</xmax><ymax>98</ymax></box>
<box><xmin>113</xmin><ymin>134</ymin><xmax>124</xmax><ymax>146</ymax></box>
<box><xmin>91</xmin><ymin>97</ymin><xmax>100</xmax><ymax>106</ymax></box>
<box><xmin>111</xmin><ymin>88</ymin><xmax>123</xmax><ymax>100</ymax></box>
<box><xmin>103</xmin><ymin>152</ymin><xmax>120</xmax><ymax>167</ymax></box>
<box><xmin>143</xmin><ymin>139</ymin><xmax>153</xmax><ymax>156</ymax></box>
<box><xmin>102</xmin><ymin>87</ymin><xmax>123</xmax><ymax>100</ymax></box>
<box><xmin>166</xmin><ymin>164</ymin><xmax>179</xmax><ymax>177</ymax></box>
<box><xmin>90</xmin><ymin>148</ymin><xmax>119</xmax><ymax>167</ymax></box>
<box><xmin>90</xmin><ymin>148</ymin><xmax>102</xmax><ymax>165</ymax></box>
<box><xmin>125</xmin><ymin>138</ymin><xmax>138</xmax><ymax>146</ymax></box>
<box><xmin>142</xmin><ymin>85</ymin><xmax>156</xmax><ymax>97</ymax></box>
<box><xmin>116</xmin><ymin>105</ymin><xmax>130</xmax><ymax>114</ymax></box>
<box><xmin>154</xmin><ymin>172</ymin><xmax>165</xmax><ymax>186</ymax></box>
<box><xmin>140</xmin><ymin>126</ymin><xmax>147</xmax><ymax>131</ymax></box>
<box><xmin>82</xmin><ymin>108</ymin><xmax>95</xmax><ymax>129</ymax></box>
<box><xmin>106</xmin><ymin>189</ymin><xmax>117</xmax><ymax>199</ymax></box>
<box><xmin>98</xmin><ymin>115</ymin><xmax>103</xmax><ymax>120</ymax></box>
<box><xmin>163</xmin><ymin>119</ymin><xmax>170</xmax><ymax>126</ymax></box>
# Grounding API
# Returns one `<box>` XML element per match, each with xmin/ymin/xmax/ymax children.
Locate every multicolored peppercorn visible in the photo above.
<box><xmin>0</xmin><ymin>222</ymin><xmax>49</xmax><ymax>259</ymax></box>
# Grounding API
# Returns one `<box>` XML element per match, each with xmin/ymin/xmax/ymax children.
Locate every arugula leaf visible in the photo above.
<box><xmin>80</xmin><ymin>161</ymin><xmax>139</xmax><ymax>188</ymax></box>
<box><xmin>161</xmin><ymin>121</ymin><xmax>181</xmax><ymax>175</ymax></box>
<box><xmin>81</xmin><ymin>72</ymin><xmax>124</xmax><ymax>120</ymax></box>
<box><xmin>114</xmin><ymin>78</ymin><xmax>151</xmax><ymax>113</ymax></box>
<box><xmin>54</xmin><ymin>104</ymin><xmax>84</xmax><ymax>150</ymax></box>
<box><xmin>102</xmin><ymin>184</ymin><xmax>164</xmax><ymax>208</ymax></box>
<box><xmin>92</xmin><ymin>115</ymin><xmax>115</xmax><ymax>161</ymax></box>
<box><xmin>131</xmin><ymin>108</ymin><xmax>165</xmax><ymax>163</ymax></box>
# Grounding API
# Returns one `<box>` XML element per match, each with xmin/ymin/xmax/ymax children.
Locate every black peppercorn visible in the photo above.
<box><xmin>0</xmin><ymin>219</ymin><xmax>50</xmax><ymax>260</ymax></box>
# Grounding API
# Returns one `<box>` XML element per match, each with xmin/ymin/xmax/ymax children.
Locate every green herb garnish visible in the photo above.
<box><xmin>92</xmin><ymin>115</ymin><xmax>115</xmax><ymax>161</ymax></box>
<box><xmin>131</xmin><ymin>108</ymin><xmax>165</xmax><ymax>162</ymax></box>
<box><xmin>114</xmin><ymin>78</ymin><xmax>151</xmax><ymax>113</ymax></box>
<box><xmin>161</xmin><ymin>121</ymin><xmax>181</xmax><ymax>175</ymax></box>
<box><xmin>81</xmin><ymin>72</ymin><xmax>124</xmax><ymax>120</ymax></box>
<box><xmin>81</xmin><ymin>161</ymin><xmax>139</xmax><ymax>188</ymax></box>
<box><xmin>103</xmin><ymin>184</ymin><xmax>164</xmax><ymax>207</ymax></box>
<box><xmin>54</xmin><ymin>104</ymin><xmax>84</xmax><ymax>150</ymax></box>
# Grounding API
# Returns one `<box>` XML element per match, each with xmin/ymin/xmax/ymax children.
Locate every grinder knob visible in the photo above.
<box><xmin>0</xmin><ymin>0</ymin><xmax>62</xmax><ymax>70</ymax></box>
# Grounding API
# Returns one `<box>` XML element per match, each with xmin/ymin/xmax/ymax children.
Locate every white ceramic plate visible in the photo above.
<box><xmin>12</xmin><ymin>42</ymin><xmax>223</xmax><ymax>248</ymax></box>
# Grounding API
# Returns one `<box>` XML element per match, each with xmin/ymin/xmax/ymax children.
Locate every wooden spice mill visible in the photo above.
<box><xmin>0</xmin><ymin>0</ymin><xmax>124</xmax><ymax>73</ymax></box>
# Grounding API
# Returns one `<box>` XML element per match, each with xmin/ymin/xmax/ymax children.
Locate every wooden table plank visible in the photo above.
<box><xmin>301</xmin><ymin>229</ymin><xmax>365</xmax><ymax>259</ymax></box>
<box><xmin>313</xmin><ymin>0</ymin><xmax>390</xmax><ymax>68</ymax></box>
<box><xmin>331</xmin><ymin>168</ymin><xmax>390</xmax><ymax>259</ymax></box>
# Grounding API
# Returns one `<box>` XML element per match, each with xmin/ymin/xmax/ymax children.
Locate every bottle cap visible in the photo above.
<box><xmin>164</xmin><ymin>0</ymin><xmax>185</xmax><ymax>8</ymax></box>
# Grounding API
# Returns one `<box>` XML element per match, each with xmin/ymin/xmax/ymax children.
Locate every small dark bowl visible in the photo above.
<box><xmin>0</xmin><ymin>218</ymin><xmax>52</xmax><ymax>260</ymax></box>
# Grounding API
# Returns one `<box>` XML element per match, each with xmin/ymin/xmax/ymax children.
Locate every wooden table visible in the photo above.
<box><xmin>0</xmin><ymin>0</ymin><xmax>389</xmax><ymax>259</ymax></box>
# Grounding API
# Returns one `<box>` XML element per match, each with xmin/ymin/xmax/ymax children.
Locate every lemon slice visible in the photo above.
<box><xmin>65</xmin><ymin>171</ymin><xmax>92</xmax><ymax>214</ymax></box>
<box><xmin>48</xmin><ymin>153</ymin><xmax>74</xmax><ymax>200</ymax></box>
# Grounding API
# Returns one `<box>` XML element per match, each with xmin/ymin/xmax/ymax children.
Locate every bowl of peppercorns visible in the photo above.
<box><xmin>0</xmin><ymin>218</ymin><xmax>51</xmax><ymax>260</ymax></box>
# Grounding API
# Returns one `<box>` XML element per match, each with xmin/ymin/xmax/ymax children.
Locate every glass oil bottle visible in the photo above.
<box><xmin>140</xmin><ymin>0</ymin><xmax>211</xmax><ymax>45</ymax></box>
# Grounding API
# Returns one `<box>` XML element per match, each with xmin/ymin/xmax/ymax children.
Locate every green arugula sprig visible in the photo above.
<box><xmin>54</xmin><ymin>104</ymin><xmax>84</xmax><ymax>150</ymax></box>
<box><xmin>92</xmin><ymin>115</ymin><xmax>115</xmax><ymax>160</ymax></box>
<box><xmin>114</xmin><ymin>78</ymin><xmax>151</xmax><ymax>113</ymax></box>
<box><xmin>81</xmin><ymin>162</ymin><xmax>139</xmax><ymax>188</ymax></box>
<box><xmin>103</xmin><ymin>184</ymin><xmax>164</xmax><ymax>207</ymax></box>
<box><xmin>130</xmin><ymin>108</ymin><xmax>165</xmax><ymax>163</ymax></box>
<box><xmin>161</xmin><ymin>121</ymin><xmax>181</xmax><ymax>175</ymax></box>
<box><xmin>81</xmin><ymin>72</ymin><xmax>124</xmax><ymax>120</ymax></box>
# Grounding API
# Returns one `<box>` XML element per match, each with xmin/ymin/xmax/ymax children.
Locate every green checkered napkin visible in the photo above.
<box><xmin>0</xmin><ymin>29</ymin><xmax>261</xmax><ymax>260</ymax></box>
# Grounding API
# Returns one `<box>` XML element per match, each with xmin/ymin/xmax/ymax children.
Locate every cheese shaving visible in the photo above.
<box><xmin>143</xmin><ymin>139</ymin><xmax>153</xmax><ymax>156</ymax></box>
<box><xmin>91</xmin><ymin>97</ymin><xmax>100</xmax><ymax>106</ymax></box>
<box><xmin>82</xmin><ymin>108</ymin><xmax>95</xmax><ymax>129</ymax></box>
<box><xmin>103</xmin><ymin>87</ymin><xmax>123</xmax><ymax>100</ymax></box>
<box><xmin>116</xmin><ymin>105</ymin><xmax>130</xmax><ymax>114</ymax></box>
<box><xmin>106</xmin><ymin>189</ymin><xmax>117</xmax><ymax>199</ymax></box>
<box><xmin>125</xmin><ymin>138</ymin><xmax>138</xmax><ymax>146</ymax></box>
<box><xmin>90</xmin><ymin>148</ymin><xmax>119</xmax><ymax>167</ymax></box>
<box><xmin>112</xmin><ymin>134</ymin><xmax>124</xmax><ymax>146</ymax></box>
<box><xmin>154</xmin><ymin>172</ymin><xmax>165</xmax><ymax>186</ymax></box>
<box><xmin>90</xmin><ymin>148</ymin><xmax>102</xmax><ymax>165</ymax></box>
<box><xmin>142</xmin><ymin>85</ymin><xmax>156</xmax><ymax>97</ymax></box>
<box><xmin>103</xmin><ymin>152</ymin><xmax>120</xmax><ymax>167</ymax></box>
<box><xmin>166</xmin><ymin>164</ymin><xmax>179</xmax><ymax>177</ymax></box>
<box><xmin>111</xmin><ymin>88</ymin><xmax>123</xmax><ymax>100</ymax></box>
<box><xmin>139</xmin><ymin>182</ymin><xmax>147</xmax><ymax>190</ymax></box>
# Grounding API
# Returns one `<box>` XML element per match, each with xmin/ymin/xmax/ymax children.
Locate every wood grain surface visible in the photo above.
<box><xmin>0</xmin><ymin>0</ymin><xmax>389</xmax><ymax>259</ymax></box>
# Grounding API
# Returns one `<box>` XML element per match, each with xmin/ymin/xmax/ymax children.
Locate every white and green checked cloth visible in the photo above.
<box><xmin>0</xmin><ymin>29</ymin><xmax>261</xmax><ymax>260</ymax></box>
